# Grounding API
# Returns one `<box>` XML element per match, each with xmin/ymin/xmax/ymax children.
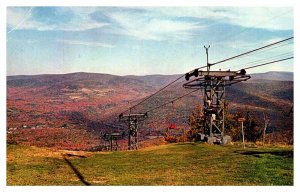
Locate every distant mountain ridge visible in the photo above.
<box><xmin>8</xmin><ymin>71</ymin><xmax>293</xmax><ymax>82</ymax></box>
<box><xmin>7</xmin><ymin>70</ymin><xmax>293</xmax><ymax>150</ymax></box>
<box><xmin>249</xmin><ymin>71</ymin><xmax>293</xmax><ymax>81</ymax></box>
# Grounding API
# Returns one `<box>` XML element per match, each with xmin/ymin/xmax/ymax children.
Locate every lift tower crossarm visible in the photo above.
<box><xmin>185</xmin><ymin>69</ymin><xmax>247</xmax><ymax>81</ymax></box>
<box><xmin>119</xmin><ymin>113</ymin><xmax>148</xmax><ymax>118</ymax></box>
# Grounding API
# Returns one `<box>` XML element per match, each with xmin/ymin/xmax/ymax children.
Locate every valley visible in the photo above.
<box><xmin>6</xmin><ymin>71</ymin><xmax>293</xmax><ymax>150</ymax></box>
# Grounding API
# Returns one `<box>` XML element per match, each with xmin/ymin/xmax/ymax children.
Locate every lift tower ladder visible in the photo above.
<box><xmin>183</xmin><ymin>46</ymin><xmax>251</xmax><ymax>144</ymax></box>
<box><xmin>119</xmin><ymin>113</ymin><xmax>148</xmax><ymax>150</ymax></box>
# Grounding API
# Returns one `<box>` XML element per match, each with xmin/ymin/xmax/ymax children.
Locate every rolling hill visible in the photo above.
<box><xmin>250</xmin><ymin>71</ymin><xmax>293</xmax><ymax>81</ymax></box>
<box><xmin>6</xmin><ymin>71</ymin><xmax>293</xmax><ymax>150</ymax></box>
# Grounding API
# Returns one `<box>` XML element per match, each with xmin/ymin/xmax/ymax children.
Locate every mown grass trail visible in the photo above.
<box><xmin>7</xmin><ymin>143</ymin><xmax>293</xmax><ymax>185</ymax></box>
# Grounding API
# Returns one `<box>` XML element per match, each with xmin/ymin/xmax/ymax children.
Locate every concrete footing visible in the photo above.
<box><xmin>204</xmin><ymin>135</ymin><xmax>231</xmax><ymax>145</ymax></box>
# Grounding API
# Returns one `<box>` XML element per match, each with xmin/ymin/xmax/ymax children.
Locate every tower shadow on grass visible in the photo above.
<box><xmin>236</xmin><ymin>150</ymin><xmax>293</xmax><ymax>158</ymax></box>
<box><xmin>62</xmin><ymin>154</ymin><xmax>91</xmax><ymax>186</ymax></box>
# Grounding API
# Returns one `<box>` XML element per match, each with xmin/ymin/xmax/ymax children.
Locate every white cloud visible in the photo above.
<box><xmin>100</xmin><ymin>7</ymin><xmax>292</xmax><ymax>41</ymax></box>
<box><xmin>7</xmin><ymin>7</ymin><xmax>109</xmax><ymax>32</ymax></box>
<box><xmin>153</xmin><ymin>7</ymin><xmax>293</xmax><ymax>31</ymax></box>
<box><xmin>103</xmin><ymin>10</ymin><xmax>202</xmax><ymax>41</ymax></box>
<box><xmin>7</xmin><ymin>7</ymin><xmax>293</xmax><ymax>40</ymax></box>
<box><xmin>7</xmin><ymin>7</ymin><xmax>34</xmax><ymax>34</ymax></box>
<box><xmin>7</xmin><ymin>7</ymin><xmax>33</xmax><ymax>31</ymax></box>
<box><xmin>226</xmin><ymin>7</ymin><xmax>293</xmax><ymax>31</ymax></box>
<box><xmin>60</xmin><ymin>22</ymin><xmax>108</xmax><ymax>31</ymax></box>
<box><xmin>218</xmin><ymin>38</ymin><xmax>285</xmax><ymax>49</ymax></box>
<box><xmin>57</xmin><ymin>39</ymin><xmax>115</xmax><ymax>48</ymax></box>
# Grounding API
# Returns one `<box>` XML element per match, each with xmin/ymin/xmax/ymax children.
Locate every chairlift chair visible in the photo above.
<box><xmin>167</xmin><ymin>102</ymin><xmax>177</xmax><ymax>130</ymax></box>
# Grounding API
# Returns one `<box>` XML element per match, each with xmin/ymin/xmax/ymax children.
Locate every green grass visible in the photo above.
<box><xmin>7</xmin><ymin>143</ymin><xmax>293</xmax><ymax>186</ymax></box>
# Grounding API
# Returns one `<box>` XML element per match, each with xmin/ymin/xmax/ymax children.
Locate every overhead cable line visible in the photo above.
<box><xmin>121</xmin><ymin>65</ymin><xmax>207</xmax><ymax>114</ymax></box>
<box><xmin>211</xmin><ymin>9</ymin><xmax>292</xmax><ymax>46</ymax></box>
<box><xmin>241</xmin><ymin>57</ymin><xmax>294</xmax><ymax>71</ymax></box>
<box><xmin>192</xmin><ymin>37</ymin><xmax>293</xmax><ymax>72</ymax></box>
<box><xmin>192</xmin><ymin>37</ymin><xmax>293</xmax><ymax>73</ymax></box>
<box><xmin>230</xmin><ymin>52</ymin><xmax>293</xmax><ymax>70</ymax></box>
<box><xmin>210</xmin><ymin>37</ymin><xmax>293</xmax><ymax>66</ymax></box>
<box><xmin>141</xmin><ymin>46</ymin><xmax>293</xmax><ymax>114</ymax></box>
<box><xmin>7</xmin><ymin>7</ymin><xmax>34</xmax><ymax>35</ymax></box>
<box><xmin>122</xmin><ymin>37</ymin><xmax>293</xmax><ymax>115</ymax></box>
<box><xmin>217</xmin><ymin>40</ymin><xmax>294</xmax><ymax>70</ymax></box>
<box><xmin>121</xmin><ymin>36</ymin><xmax>293</xmax><ymax>115</ymax></box>
<box><xmin>145</xmin><ymin>57</ymin><xmax>294</xmax><ymax>115</ymax></box>
<box><xmin>122</xmin><ymin>74</ymin><xmax>184</xmax><ymax>114</ymax></box>
<box><xmin>144</xmin><ymin>89</ymin><xmax>200</xmax><ymax>114</ymax></box>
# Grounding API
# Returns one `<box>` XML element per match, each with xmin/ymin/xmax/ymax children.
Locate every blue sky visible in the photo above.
<box><xmin>7</xmin><ymin>7</ymin><xmax>294</xmax><ymax>76</ymax></box>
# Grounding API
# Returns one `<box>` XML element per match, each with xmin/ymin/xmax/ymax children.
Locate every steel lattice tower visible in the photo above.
<box><xmin>183</xmin><ymin>46</ymin><xmax>251</xmax><ymax>144</ymax></box>
<box><xmin>202</xmin><ymin>76</ymin><xmax>226</xmax><ymax>138</ymax></box>
<box><xmin>119</xmin><ymin>113</ymin><xmax>147</xmax><ymax>150</ymax></box>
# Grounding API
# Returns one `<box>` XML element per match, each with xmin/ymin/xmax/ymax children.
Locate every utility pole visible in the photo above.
<box><xmin>238</xmin><ymin>118</ymin><xmax>246</xmax><ymax>149</ymax></box>
<box><xmin>110</xmin><ymin>126</ymin><xmax>113</xmax><ymax>151</ymax></box>
<box><xmin>263</xmin><ymin>112</ymin><xmax>270</xmax><ymax>146</ymax></box>
<box><xmin>242</xmin><ymin>121</ymin><xmax>245</xmax><ymax>149</ymax></box>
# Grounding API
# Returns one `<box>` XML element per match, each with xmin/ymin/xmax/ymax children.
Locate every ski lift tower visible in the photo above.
<box><xmin>183</xmin><ymin>46</ymin><xmax>251</xmax><ymax>144</ymax></box>
<box><xmin>119</xmin><ymin>112</ymin><xmax>148</xmax><ymax>150</ymax></box>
